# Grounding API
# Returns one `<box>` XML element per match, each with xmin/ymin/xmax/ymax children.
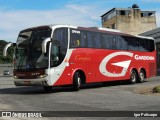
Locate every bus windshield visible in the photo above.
<box><xmin>14</xmin><ymin>28</ymin><xmax>51</xmax><ymax>70</ymax></box>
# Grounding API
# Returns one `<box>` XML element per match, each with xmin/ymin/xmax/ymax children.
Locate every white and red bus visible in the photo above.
<box><xmin>3</xmin><ymin>25</ymin><xmax>156</xmax><ymax>91</ymax></box>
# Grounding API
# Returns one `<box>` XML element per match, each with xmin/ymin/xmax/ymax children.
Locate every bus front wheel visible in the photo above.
<box><xmin>130</xmin><ymin>70</ymin><xmax>137</xmax><ymax>84</ymax></box>
<box><xmin>72</xmin><ymin>72</ymin><xmax>81</xmax><ymax>91</ymax></box>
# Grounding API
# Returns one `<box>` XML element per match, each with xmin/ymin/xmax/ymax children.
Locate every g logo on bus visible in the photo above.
<box><xmin>99</xmin><ymin>52</ymin><xmax>133</xmax><ymax>77</ymax></box>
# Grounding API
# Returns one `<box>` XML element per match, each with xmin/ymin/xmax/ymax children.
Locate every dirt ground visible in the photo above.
<box><xmin>133</xmin><ymin>87</ymin><xmax>160</xmax><ymax>96</ymax></box>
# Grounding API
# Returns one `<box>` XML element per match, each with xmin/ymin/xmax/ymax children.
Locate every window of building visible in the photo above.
<box><xmin>126</xmin><ymin>10</ymin><xmax>131</xmax><ymax>16</ymax></box>
<box><xmin>148</xmin><ymin>12</ymin><xmax>155</xmax><ymax>16</ymax></box>
<box><xmin>141</xmin><ymin>13</ymin><xmax>144</xmax><ymax>17</ymax></box>
<box><xmin>141</xmin><ymin>12</ymin><xmax>155</xmax><ymax>17</ymax></box>
<box><xmin>102</xmin><ymin>10</ymin><xmax>116</xmax><ymax>22</ymax></box>
<box><xmin>120</xmin><ymin>10</ymin><xmax>125</xmax><ymax>15</ymax></box>
<box><xmin>112</xmin><ymin>24</ymin><xmax>115</xmax><ymax>29</ymax></box>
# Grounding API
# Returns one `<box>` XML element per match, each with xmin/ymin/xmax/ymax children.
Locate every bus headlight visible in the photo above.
<box><xmin>37</xmin><ymin>75</ymin><xmax>47</xmax><ymax>78</ymax></box>
<box><xmin>14</xmin><ymin>76</ymin><xmax>18</xmax><ymax>79</ymax></box>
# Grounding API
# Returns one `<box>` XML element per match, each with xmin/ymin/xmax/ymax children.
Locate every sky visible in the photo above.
<box><xmin>0</xmin><ymin>0</ymin><xmax>160</xmax><ymax>42</ymax></box>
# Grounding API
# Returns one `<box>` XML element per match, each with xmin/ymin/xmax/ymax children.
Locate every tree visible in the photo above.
<box><xmin>0</xmin><ymin>40</ymin><xmax>14</xmax><ymax>63</ymax></box>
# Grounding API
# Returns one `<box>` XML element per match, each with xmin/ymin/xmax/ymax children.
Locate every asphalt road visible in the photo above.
<box><xmin>0</xmin><ymin>76</ymin><xmax>160</xmax><ymax>120</ymax></box>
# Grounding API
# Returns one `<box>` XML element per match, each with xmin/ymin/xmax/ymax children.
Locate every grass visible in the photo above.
<box><xmin>153</xmin><ymin>86</ymin><xmax>160</xmax><ymax>93</ymax></box>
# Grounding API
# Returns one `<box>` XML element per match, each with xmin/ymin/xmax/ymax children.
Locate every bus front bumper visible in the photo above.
<box><xmin>14</xmin><ymin>78</ymin><xmax>48</xmax><ymax>86</ymax></box>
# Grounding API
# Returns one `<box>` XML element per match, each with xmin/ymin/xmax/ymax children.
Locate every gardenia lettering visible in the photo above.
<box><xmin>134</xmin><ymin>55</ymin><xmax>155</xmax><ymax>60</ymax></box>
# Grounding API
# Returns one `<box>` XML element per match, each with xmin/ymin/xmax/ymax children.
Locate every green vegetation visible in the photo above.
<box><xmin>153</xmin><ymin>86</ymin><xmax>160</xmax><ymax>93</ymax></box>
<box><xmin>0</xmin><ymin>40</ymin><xmax>14</xmax><ymax>63</ymax></box>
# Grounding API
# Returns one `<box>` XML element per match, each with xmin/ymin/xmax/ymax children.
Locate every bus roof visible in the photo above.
<box><xmin>133</xmin><ymin>35</ymin><xmax>154</xmax><ymax>40</ymax></box>
<box><xmin>77</xmin><ymin>26</ymin><xmax>154</xmax><ymax>40</ymax></box>
<box><xmin>20</xmin><ymin>24</ymin><xmax>154</xmax><ymax>41</ymax></box>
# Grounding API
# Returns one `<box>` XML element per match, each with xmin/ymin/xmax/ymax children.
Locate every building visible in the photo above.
<box><xmin>101</xmin><ymin>4</ymin><xmax>156</xmax><ymax>35</ymax></box>
<box><xmin>140</xmin><ymin>27</ymin><xmax>160</xmax><ymax>74</ymax></box>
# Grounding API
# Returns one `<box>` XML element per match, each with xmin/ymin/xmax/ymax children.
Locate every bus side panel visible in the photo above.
<box><xmin>133</xmin><ymin>51</ymin><xmax>156</xmax><ymax>78</ymax></box>
<box><xmin>52</xmin><ymin>66</ymin><xmax>72</xmax><ymax>86</ymax></box>
<box><xmin>99</xmin><ymin>50</ymin><xmax>134</xmax><ymax>81</ymax></box>
<box><xmin>52</xmin><ymin>49</ymin><xmax>89</xmax><ymax>86</ymax></box>
<box><xmin>70</xmin><ymin>49</ymin><xmax>101</xmax><ymax>83</ymax></box>
<box><xmin>52</xmin><ymin>49</ymin><xmax>156</xmax><ymax>86</ymax></box>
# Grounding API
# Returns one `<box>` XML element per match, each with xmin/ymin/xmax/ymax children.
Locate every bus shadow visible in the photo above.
<box><xmin>0</xmin><ymin>86</ymin><xmax>79</xmax><ymax>95</ymax></box>
<box><xmin>0</xmin><ymin>80</ymin><xmax>145</xmax><ymax>94</ymax></box>
<box><xmin>0</xmin><ymin>86</ymin><xmax>47</xmax><ymax>95</ymax></box>
<box><xmin>81</xmin><ymin>80</ymin><xmax>131</xmax><ymax>90</ymax></box>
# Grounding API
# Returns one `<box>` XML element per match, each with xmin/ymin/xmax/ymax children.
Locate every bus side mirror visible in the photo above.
<box><xmin>3</xmin><ymin>43</ymin><xmax>16</xmax><ymax>57</ymax></box>
<box><xmin>42</xmin><ymin>38</ymin><xmax>51</xmax><ymax>53</ymax></box>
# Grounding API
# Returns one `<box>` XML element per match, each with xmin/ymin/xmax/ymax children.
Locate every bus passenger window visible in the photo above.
<box><xmin>80</xmin><ymin>31</ymin><xmax>87</xmax><ymax>47</ymax></box>
<box><xmin>70</xmin><ymin>29</ymin><xmax>81</xmax><ymax>48</ymax></box>
<box><xmin>102</xmin><ymin>34</ymin><xmax>115</xmax><ymax>49</ymax></box>
<box><xmin>128</xmin><ymin>38</ymin><xmax>139</xmax><ymax>51</ymax></box>
<box><xmin>148</xmin><ymin>40</ymin><xmax>155</xmax><ymax>52</ymax></box>
<box><xmin>94</xmin><ymin>33</ymin><xmax>102</xmax><ymax>48</ymax></box>
<box><xmin>139</xmin><ymin>40</ymin><xmax>147</xmax><ymax>51</ymax></box>
<box><xmin>73</xmin><ymin>40</ymin><xmax>80</xmax><ymax>47</ymax></box>
<box><xmin>116</xmin><ymin>36</ymin><xmax>128</xmax><ymax>50</ymax></box>
<box><xmin>87</xmin><ymin>32</ymin><xmax>94</xmax><ymax>48</ymax></box>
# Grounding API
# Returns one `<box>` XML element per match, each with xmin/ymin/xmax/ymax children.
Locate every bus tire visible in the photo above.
<box><xmin>130</xmin><ymin>70</ymin><xmax>137</xmax><ymax>84</ymax></box>
<box><xmin>73</xmin><ymin>72</ymin><xmax>81</xmax><ymax>91</ymax></box>
<box><xmin>43</xmin><ymin>86</ymin><xmax>52</xmax><ymax>92</ymax></box>
<box><xmin>138</xmin><ymin>70</ymin><xmax>145</xmax><ymax>83</ymax></box>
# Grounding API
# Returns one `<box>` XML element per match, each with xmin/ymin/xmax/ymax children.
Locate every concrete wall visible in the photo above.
<box><xmin>140</xmin><ymin>16</ymin><xmax>156</xmax><ymax>34</ymax></box>
<box><xmin>0</xmin><ymin>64</ymin><xmax>13</xmax><ymax>75</ymax></box>
<box><xmin>102</xmin><ymin>9</ymin><xmax>156</xmax><ymax>35</ymax></box>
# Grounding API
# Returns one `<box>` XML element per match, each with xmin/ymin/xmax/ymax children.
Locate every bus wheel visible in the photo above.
<box><xmin>73</xmin><ymin>72</ymin><xmax>81</xmax><ymax>91</ymax></box>
<box><xmin>130</xmin><ymin>70</ymin><xmax>137</xmax><ymax>84</ymax></box>
<box><xmin>138</xmin><ymin>70</ymin><xmax>145</xmax><ymax>83</ymax></box>
<box><xmin>43</xmin><ymin>86</ymin><xmax>52</xmax><ymax>92</ymax></box>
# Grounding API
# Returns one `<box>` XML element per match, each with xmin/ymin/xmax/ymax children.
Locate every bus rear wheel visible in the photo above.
<box><xmin>138</xmin><ymin>70</ymin><xmax>145</xmax><ymax>83</ymax></box>
<box><xmin>72</xmin><ymin>72</ymin><xmax>81</xmax><ymax>91</ymax></box>
<box><xmin>130</xmin><ymin>70</ymin><xmax>137</xmax><ymax>84</ymax></box>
